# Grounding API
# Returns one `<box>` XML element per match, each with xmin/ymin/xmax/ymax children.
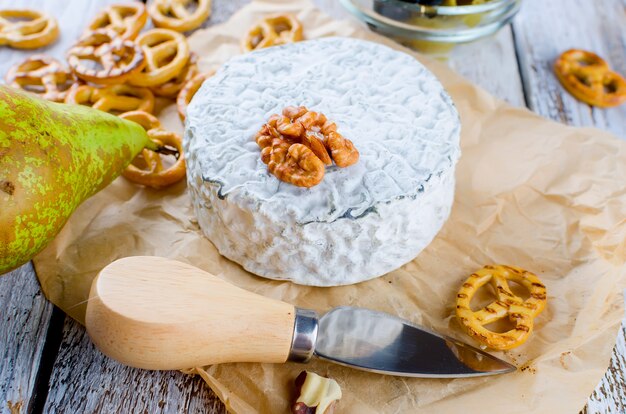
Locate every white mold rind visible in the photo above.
<box><xmin>185</xmin><ymin>37</ymin><xmax>460</xmax><ymax>286</ymax></box>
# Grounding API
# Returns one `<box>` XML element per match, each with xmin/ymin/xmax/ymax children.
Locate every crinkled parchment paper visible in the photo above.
<box><xmin>33</xmin><ymin>0</ymin><xmax>626</xmax><ymax>412</ymax></box>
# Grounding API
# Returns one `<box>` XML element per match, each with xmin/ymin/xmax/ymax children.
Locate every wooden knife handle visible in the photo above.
<box><xmin>85</xmin><ymin>256</ymin><xmax>296</xmax><ymax>370</ymax></box>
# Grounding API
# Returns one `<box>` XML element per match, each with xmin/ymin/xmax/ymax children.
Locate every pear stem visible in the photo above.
<box><xmin>144</xmin><ymin>140</ymin><xmax>161</xmax><ymax>151</ymax></box>
<box><xmin>144</xmin><ymin>141</ymin><xmax>180</xmax><ymax>159</ymax></box>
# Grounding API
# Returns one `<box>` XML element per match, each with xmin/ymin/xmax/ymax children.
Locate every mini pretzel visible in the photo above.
<box><xmin>5</xmin><ymin>55</ymin><xmax>74</xmax><ymax>102</ymax></box>
<box><xmin>0</xmin><ymin>9</ymin><xmax>59</xmax><ymax>49</ymax></box>
<box><xmin>65</xmin><ymin>84</ymin><xmax>155</xmax><ymax>115</ymax></box>
<box><xmin>129</xmin><ymin>28</ymin><xmax>190</xmax><ymax>87</ymax></box>
<box><xmin>150</xmin><ymin>53</ymin><xmax>198</xmax><ymax>98</ymax></box>
<box><xmin>66</xmin><ymin>29</ymin><xmax>145</xmax><ymax>85</ymax></box>
<box><xmin>176</xmin><ymin>71</ymin><xmax>212</xmax><ymax>121</ymax></box>
<box><xmin>456</xmin><ymin>265</ymin><xmax>547</xmax><ymax>350</ymax></box>
<box><xmin>149</xmin><ymin>0</ymin><xmax>211</xmax><ymax>32</ymax></box>
<box><xmin>242</xmin><ymin>14</ymin><xmax>303</xmax><ymax>52</ymax></box>
<box><xmin>86</xmin><ymin>2</ymin><xmax>148</xmax><ymax>40</ymax></box>
<box><xmin>554</xmin><ymin>49</ymin><xmax>626</xmax><ymax>108</ymax></box>
<box><xmin>119</xmin><ymin>111</ymin><xmax>186</xmax><ymax>189</ymax></box>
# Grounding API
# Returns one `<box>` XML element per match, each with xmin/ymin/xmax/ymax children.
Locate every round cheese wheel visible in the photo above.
<box><xmin>185</xmin><ymin>37</ymin><xmax>460</xmax><ymax>286</ymax></box>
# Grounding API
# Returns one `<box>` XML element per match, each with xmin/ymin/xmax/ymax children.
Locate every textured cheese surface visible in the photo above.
<box><xmin>185</xmin><ymin>37</ymin><xmax>460</xmax><ymax>285</ymax></box>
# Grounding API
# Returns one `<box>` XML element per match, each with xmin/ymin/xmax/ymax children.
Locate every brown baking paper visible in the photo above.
<box><xmin>33</xmin><ymin>0</ymin><xmax>626</xmax><ymax>412</ymax></box>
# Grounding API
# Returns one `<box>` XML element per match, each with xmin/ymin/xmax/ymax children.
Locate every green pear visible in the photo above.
<box><xmin>0</xmin><ymin>85</ymin><xmax>157</xmax><ymax>275</ymax></box>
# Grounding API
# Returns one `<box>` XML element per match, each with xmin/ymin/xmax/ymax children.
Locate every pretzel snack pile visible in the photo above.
<box><xmin>3</xmin><ymin>5</ymin><xmax>309</xmax><ymax>189</ymax></box>
<box><xmin>456</xmin><ymin>265</ymin><xmax>547</xmax><ymax>350</ymax></box>
<box><xmin>255</xmin><ymin>107</ymin><xmax>359</xmax><ymax>188</ymax></box>
<box><xmin>554</xmin><ymin>49</ymin><xmax>626</xmax><ymax>108</ymax></box>
<box><xmin>2</xmin><ymin>2</ymin><xmax>223</xmax><ymax>189</ymax></box>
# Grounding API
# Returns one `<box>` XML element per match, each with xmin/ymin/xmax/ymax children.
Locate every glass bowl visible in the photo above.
<box><xmin>340</xmin><ymin>0</ymin><xmax>522</xmax><ymax>53</ymax></box>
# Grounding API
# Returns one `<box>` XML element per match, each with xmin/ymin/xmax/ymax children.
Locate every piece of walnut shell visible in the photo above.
<box><xmin>292</xmin><ymin>371</ymin><xmax>342</xmax><ymax>414</ymax></box>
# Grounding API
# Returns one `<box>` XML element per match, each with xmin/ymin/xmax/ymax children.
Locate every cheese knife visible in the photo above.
<box><xmin>85</xmin><ymin>256</ymin><xmax>515</xmax><ymax>377</ymax></box>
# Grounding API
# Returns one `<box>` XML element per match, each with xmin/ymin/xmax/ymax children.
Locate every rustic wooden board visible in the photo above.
<box><xmin>512</xmin><ymin>0</ymin><xmax>626</xmax><ymax>139</ymax></box>
<box><xmin>586</xmin><ymin>326</ymin><xmax>626</xmax><ymax>414</ymax></box>
<box><xmin>0</xmin><ymin>264</ymin><xmax>54</xmax><ymax>414</ymax></box>
<box><xmin>2</xmin><ymin>0</ymin><xmax>624</xmax><ymax>413</ymax></box>
<box><xmin>448</xmin><ymin>25</ymin><xmax>526</xmax><ymax>107</ymax></box>
<box><xmin>42</xmin><ymin>317</ymin><xmax>225</xmax><ymax>414</ymax></box>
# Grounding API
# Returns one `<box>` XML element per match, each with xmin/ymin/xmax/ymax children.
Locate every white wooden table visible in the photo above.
<box><xmin>1</xmin><ymin>0</ymin><xmax>625</xmax><ymax>413</ymax></box>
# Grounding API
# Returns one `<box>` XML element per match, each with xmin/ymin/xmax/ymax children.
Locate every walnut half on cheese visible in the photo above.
<box><xmin>184</xmin><ymin>37</ymin><xmax>460</xmax><ymax>286</ymax></box>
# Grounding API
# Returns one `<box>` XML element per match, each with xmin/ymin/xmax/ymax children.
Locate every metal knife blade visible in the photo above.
<box><xmin>312</xmin><ymin>307</ymin><xmax>515</xmax><ymax>377</ymax></box>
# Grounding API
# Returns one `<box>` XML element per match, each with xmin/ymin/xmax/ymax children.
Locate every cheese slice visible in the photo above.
<box><xmin>185</xmin><ymin>37</ymin><xmax>460</xmax><ymax>286</ymax></box>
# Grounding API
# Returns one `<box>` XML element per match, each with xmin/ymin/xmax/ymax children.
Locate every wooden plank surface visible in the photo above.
<box><xmin>448</xmin><ymin>25</ymin><xmax>526</xmax><ymax>107</ymax></box>
<box><xmin>0</xmin><ymin>264</ymin><xmax>54</xmax><ymax>414</ymax></box>
<box><xmin>42</xmin><ymin>318</ymin><xmax>224</xmax><ymax>414</ymax></box>
<box><xmin>585</xmin><ymin>327</ymin><xmax>626</xmax><ymax>414</ymax></box>
<box><xmin>1</xmin><ymin>0</ymin><xmax>625</xmax><ymax>413</ymax></box>
<box><xmin>512</xmin><ymin>0</ymin><xmax>626</xmax><ymax>139</ymax></box>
